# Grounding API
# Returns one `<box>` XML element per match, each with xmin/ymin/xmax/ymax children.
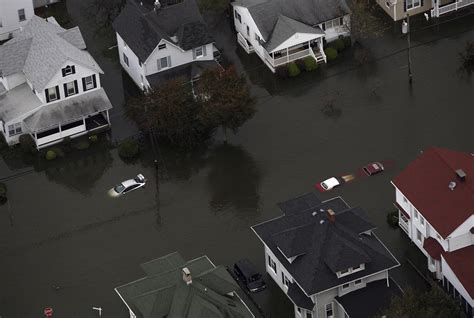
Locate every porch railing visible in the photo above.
<box><xmin>36</xmin><ymin>124</ymin><xmax>86</xmax><ymax>147</ymax></box>
<box><xmin>431</xmin><ymin>0</ymin><xmax>474</xmax><ymax>16</ymax></box>
<box><xmin>237</xmin><ymin>33</ymin><xmax>254</xmax><ymax>54</ymax></box>
<box><xmin>398</xmin><ymin>211</ymin><xmax>409</xmax><ymax>235</ymax></box>
<box><xmin>264</xmin><ymin>48</ymin><xmax>312</xmax><ymax>67</ymax></box>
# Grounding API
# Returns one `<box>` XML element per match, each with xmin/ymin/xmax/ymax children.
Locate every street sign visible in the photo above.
<box><xmin>44</xmin><ymin>307</ymin><xmax>53</xmax><ymax>317</ymax></box>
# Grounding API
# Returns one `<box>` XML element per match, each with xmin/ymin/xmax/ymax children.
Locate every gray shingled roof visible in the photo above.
<box><xmin>115</xmin><ymin>252</ymin><xmax>254</xmax><ymax>318</ymax></box>
<box><xmin>252</xmin><ymin>194</ymin><xmax>399</xmax><ymax>297</ymax></box>
<box><xmin>0</xmin><ymin>16</ymin><xmax>103</xmax><ymax>91</ymax></box>
<box><xmin>264</xmin><ymin>15</ymin><xmax>324</xmax><ymax>52</ymax></box>
<box><xmin>113</xmin><ymin>0</ymin><xmax>214</xmax><ymax>62</ymax></box>
<box><xmin>23</xmin><ymin>88</ymin><xmax>112</xmax><ymax>132</ymax></box>
<box><xmin>0</xmin><ymin>83</ymin><xmax>42</xmax><ymax>123</ymax></box>
<box><xmin>233</xmin><ymin>0</ymin><xmax>350</xmax><ymax>41</ymax></box>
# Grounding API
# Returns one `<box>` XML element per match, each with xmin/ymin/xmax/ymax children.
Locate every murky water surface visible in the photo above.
<box><xmin>0</xmin><ymin>1</ymin><xmax>473</xmax><ymax>317</ymax></box>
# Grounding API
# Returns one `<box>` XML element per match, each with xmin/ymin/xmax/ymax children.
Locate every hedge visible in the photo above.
<box><xmin>303</xmin><ymin>56</ymin><xmax>318</xmax><ymax>71</ymax></box>
<box><xmin>118</xmin><ymin>138</ymin><xmax>139</xmax><ymax>159</ymax></box>
<box><xmin>324</xmin><ymin>47</ymin><xmax>338</xmax><ymax>61</ymax></box>
<box><xmin>288</xmin><ymin>62</ymin><xmax>301</xmax><ymax>77</ymax></box>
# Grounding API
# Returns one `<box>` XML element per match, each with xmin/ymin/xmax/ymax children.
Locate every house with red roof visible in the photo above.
<box><xmin>392</xmin><ymin>147</ymin><xmax>474</xmax><ymax>317</ymax></box>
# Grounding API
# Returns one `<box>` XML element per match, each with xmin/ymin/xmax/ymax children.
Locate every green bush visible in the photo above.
<box><xmin>303</xmin><ymin>56</ymin><xmax>318</xmax><ymax>71</ymax></box>
<box><xmin>50</xmin><ymin>147</ymin><xmax>65</xmax><ymax>158</ymax></box>
<box><xmin>89</xmin><ymin>135</ymin><xmax>98</xmax><ymax>143</ymax></box>
<box><xmin>45</xmin><ymin>150</ymin><xmax>57</xmax><ymax>160</ymax></box>
<box><xmin>287</xmin><ymin>62</ymin><xmax>301</xmax><ymax>77</ymax></box>
<box><xmin>342</xmin><ymin>36</ymin><xmax>352</xmax><ymax>48</ymax></box>
<box><xmin>19</xmin><ymin>134</ymin><xmax>36</xmax><ymax>154</ymax></box>
<box><xmin>118</xmin><ymin>138</ymin><xmax>139</xmax><ymax>159</ymax></box>
<box><xmin>295</xmin><ymin>59</ymin><xmax>305</xmax><ymax>71</ymax></box>
<box><xmin>332</xmin><ymin>38</ymin><xmax>346</xmax><ymax>52</ymax></box>
<box><xmin>324</xmin><ymin>47</ymin><xmax>338</xmax><ymax>61</ymax></box>
<box><xmin>387</xmin><ymin>210</ymin><xmax>399</xmax><ymax>228</ymax></box>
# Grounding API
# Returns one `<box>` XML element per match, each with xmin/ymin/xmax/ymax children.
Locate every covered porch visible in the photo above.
<box><xmin>263</xmin><ymin>39</ymin><xmax>326</xmax><ymax>71</ymax></box>
<box><xmin>23</xmin><ymin>88</ymin><xmax>112</xmax><ymax>149</ymax></box>
<box><xmin>431</xmin><ymin>0</ymin><xmax>474</xmax><ymax>16</ymax></box>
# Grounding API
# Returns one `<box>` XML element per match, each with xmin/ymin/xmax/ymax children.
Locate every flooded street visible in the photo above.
<box><xmin>0</xmin><ymin>1</ymin><xmax>473</xmax><ymax>317</ymax></box>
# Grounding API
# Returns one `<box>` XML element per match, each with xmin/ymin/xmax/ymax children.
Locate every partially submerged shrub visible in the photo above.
<box><xmin>118</xmin><ymin>138</ymin><xmax>139</xmax><ymax>159</ymax></box>
<box><xmin>342</xmin><ymin>36</ymin><xmax>352</xmax><ymax>48</ymax></box>
<box><xmin>19</xmin><ymin>134</ymin><xmax>36</xmax><ymax>154</ymax></box>
<box><xmin>325</xmin><ymin>47</ymin><xmax>338</xmax><ymax>61</ymax></box>
<box><xmin>0</xmin><ymin>182</ymin><xmax>7</xmax><ymax>205</ymax></box>
<box><xmin>303</xmin><ymin>56</ymin><xmax>318</xmax><ymax>71</ymax></box>
<box><xmin>45</xmin><ymin>150</ymin><xmax>57</xmax><ymax>160</ymax></box>
<box><xmin>387</xmin><ymin>210</ymin><xmax>399</xmax><ymax>228</ymax></box>
<box><xmin>89</xmin><ymin>135</ymin><xmax>99</xmax><ymax>143</ymax></box>
<box><xmin>330</xmin><ymin>38</ymin><xmax>345</xmax><ymax>52</ymax></box>
<box><xmin>288</xmin><ymin>62</ymin><xmax>301</xmax><ymax>77</ymax></box>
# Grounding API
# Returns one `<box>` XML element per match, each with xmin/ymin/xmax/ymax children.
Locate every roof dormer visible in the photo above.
<box><xmin>336</xmin><ymin>263</ymin><xmax>365</xmax><ymax>278</ymax></box>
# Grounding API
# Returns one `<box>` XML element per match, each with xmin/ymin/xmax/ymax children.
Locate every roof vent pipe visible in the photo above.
<box><xmin>448</xmin><ymin>181</ymin><xmax>456</xmax><ymax>191</ymax></box>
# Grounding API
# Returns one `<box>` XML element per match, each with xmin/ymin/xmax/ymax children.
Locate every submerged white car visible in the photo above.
<box><xmin>320</xmin><ymin>177</ymin><xmax>341</xmax><ymax>191</ymax></box>
<box><xmin>109</xmin><ymin>174</ymin><xmax>146</xmax><ymax>197</ymax></box>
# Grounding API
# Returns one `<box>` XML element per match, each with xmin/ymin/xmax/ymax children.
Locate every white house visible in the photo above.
<box><xmin>231</xmin><ymin>0</ymin><xmax>351</xmax><ymax>73</ymax></box>
<box><xmin>393</xmin><ymin>147</ymin><xmax>474</xmax><ymax>317</ymax></box>
<box><xmin>0</xmin><ymin>16</ymin><xmax>112</xmax><ymax>149</ymax></box>
<box><xmin>115</xmin><ymin>252</ymin><xmax>255</xmax><ymax>318</ymax></box>
<box><xmin>113</xmin><ymin>0</ymin><xmax>220</xmax><ymax>91</ymax></box>
<box><xmin>0</xmin><ymin>0</ymin><xmax>35</xmax><ymax>41</ymax></box>
<box><xmin>252</xmin><ymin>193</ymin><xmax>401</xmax><ymax>318</ymax></box>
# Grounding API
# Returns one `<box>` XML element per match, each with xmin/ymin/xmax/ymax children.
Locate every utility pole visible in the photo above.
<box><xmin>402</xmin><ymin>14</ymin><xmax>413</xmax><ymax>84</ymax></box>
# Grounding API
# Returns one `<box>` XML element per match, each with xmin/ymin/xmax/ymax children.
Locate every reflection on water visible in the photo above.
<box><xmin>206</xmin><ymin>144</ymin><xmax>262</xmax><ymax>216</ymax></box>
<box><xmin>42</xmin><ymin>141</ymin><xmax>114</xmax><ymax>195</ymax></box>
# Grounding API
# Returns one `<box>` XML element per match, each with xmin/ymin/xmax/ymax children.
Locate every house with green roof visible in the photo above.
<box><xmin>115</xmin><ymin>252</ymin><xmax>256</xmax><ymax>318</ymax></box>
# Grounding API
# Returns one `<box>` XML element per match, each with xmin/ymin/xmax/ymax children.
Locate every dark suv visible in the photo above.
<box><xmin>234</xmin><ymin>259</ymin><xmax>266</xmax><ymax>293</ymax></box>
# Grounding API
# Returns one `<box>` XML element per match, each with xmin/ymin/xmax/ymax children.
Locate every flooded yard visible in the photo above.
<box><xmin>0</xmin><ymin>1</ymin><xmax>473</xmax><ymax>317</ymax></box>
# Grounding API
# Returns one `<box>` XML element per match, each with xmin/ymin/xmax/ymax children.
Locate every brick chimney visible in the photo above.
<box><xmin>327</xmin><ymin>209</ymin><xmax>336</xmax><ymax>223</ymax></box>
<box><xmin>182</xmin><ymin>267</ymin><xmax>192</xmax><ymax>285</ymax></box>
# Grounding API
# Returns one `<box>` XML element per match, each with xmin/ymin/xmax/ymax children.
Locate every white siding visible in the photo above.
<box><xmin>319</xmin><ymin>15</ymin><xmax>351</xmax><ymax>42</ymax></box>
<box><xmin>116</xmin><ymin>33</ymin><xmax>146</xmax><ymax>89</ymax></box>
<box><xmin>41</xmin><ymin>61</ymin><xmax>101</xmax><ymax>103</ymax></box>
<box><xmin>233</xmin><ymin>6</ymin><xmax>266</xmax><ymax>58</ymax></box>
<box><xmin>144</xmin><ymin>40</ymin><xmax>214</xmax><ymax>76</ymax></box>
<box><xmin>448</xmin><ymin>215</ymin><xmax>474</xmax><ymax>252</ymax></box>
<box><xmin>0</xmin><ymin>0</ymin><xmax>34</xmax><ymax>40</ymax></box>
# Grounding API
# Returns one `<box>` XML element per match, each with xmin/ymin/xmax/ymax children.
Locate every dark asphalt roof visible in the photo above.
<box><xmin>115</xmin><ymin>252</ymin><xmax>254</xmax><ymax>318</ymax></box>
<box><xmin>233</xmin><ymin>0</ymin><xmax>350</xmax><ymax>40</ymax></box>
<box><xmin>252</xmin><ymin>194</ymin><xmax>400</xmax><ymax>296</ymax></box>
<box><xmin>287</xmin><ymin>282</ymin><xmax>315</xmax><ymax>310</ymax></box>
<box><xmin>277</xmin><ymin>192</ymin><xmax>321</xmax><ymax>215</ymax></box>
<box><xmin>146</xmin><ymin>60</ymin><xmax>219</xmax><ymax>87</ymax></box>
<box><xmin>113</xmin><ymin>0</ymin><xmax>213</xmax><ymax>62</ymax></box>
<box><xmin>335</xmin><ymin>278</ymin><xmax>403</xmax><ymax>318</ymax></box>
<box><xmin>263</xmin><ymin>15</ymin><xmax>324</xmax><ymax>52</ymax></box>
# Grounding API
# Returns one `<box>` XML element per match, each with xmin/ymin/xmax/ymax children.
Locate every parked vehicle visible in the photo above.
<box><xmin>109</xmin><ymin>174</ymin><xmax>146</xmax><ymax>197</ymax></box>
<box><xmin>363</xmin><ymin>162</ymin><xmax>384</xmax><ymax>176</ymax></box>
<box><xmin>234</xmin><ymin>259</ymin><xmax>266</xmax><ymax>293</ymax></box>
<box><xmin>319</xmin><ymin>177</ymin><xmax>341</xmax><ymax>191</ymax></box>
